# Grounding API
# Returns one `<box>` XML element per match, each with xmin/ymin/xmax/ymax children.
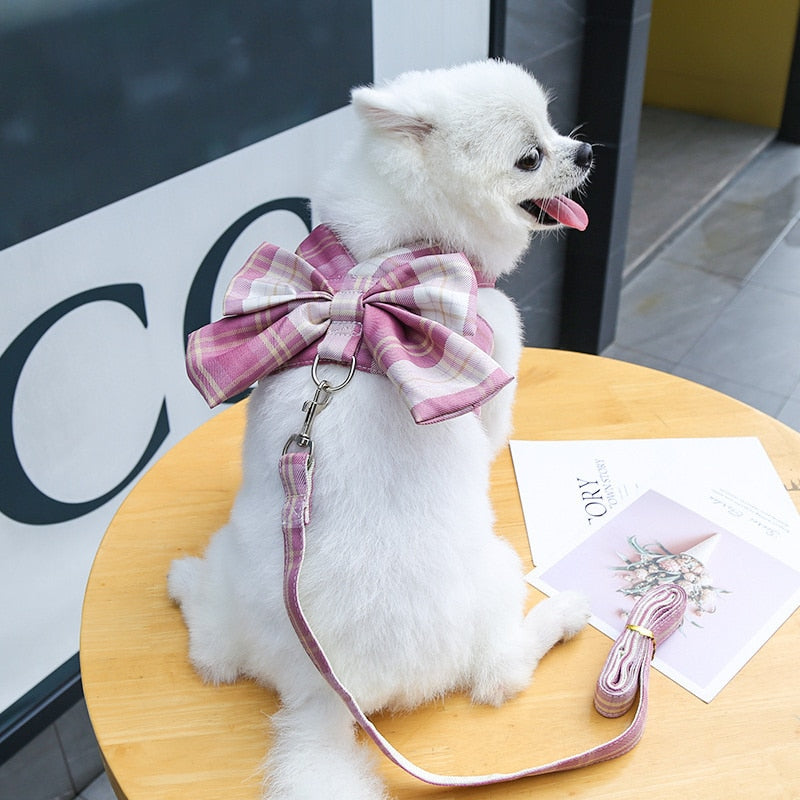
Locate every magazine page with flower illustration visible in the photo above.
<box><xmin>529</xmin><ymin>489</ymin><xmax>800</xmax><ymax>701</ymax></box>
<box><xmin>510</xmin><ymin>437</ymin><xmax>800</xmax><ymax>702</ymax></box>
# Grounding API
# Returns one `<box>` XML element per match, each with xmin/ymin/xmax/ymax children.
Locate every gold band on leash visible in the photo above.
<box><xmin>626</xmin><ymin>624</ymin><xmax>656</xmax><ymax>656</ymax></box>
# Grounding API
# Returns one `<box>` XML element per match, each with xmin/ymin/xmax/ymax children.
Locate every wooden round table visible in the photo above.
<box><xmin>80</xmin><ymin>348</ymin><xmax>800</xmax><ymax>799</ymax></box>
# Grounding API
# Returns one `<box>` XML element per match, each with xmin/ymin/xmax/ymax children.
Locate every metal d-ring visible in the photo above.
<box><xmin>310</xmin><ymin>354</ymin><xmax>357</xmax><ymax>392</ymax></box>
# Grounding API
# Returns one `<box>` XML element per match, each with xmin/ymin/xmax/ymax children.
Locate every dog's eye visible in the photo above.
<box><xmin>516</xmin><ymin>149</ymin><xmax>542</xmax><ymax>171</ymax></box>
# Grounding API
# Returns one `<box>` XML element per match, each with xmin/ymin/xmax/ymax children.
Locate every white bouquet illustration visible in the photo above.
<box><xmin>612</xmin><ymin>533</ymin><xmax>731</xmax><ymax>620</ymax></box>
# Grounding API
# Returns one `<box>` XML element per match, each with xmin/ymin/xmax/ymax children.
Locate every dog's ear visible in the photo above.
<box><xmin>351</xmin><ymin>86</ymin><xmax>434</xmax><ymax>141</ymax></box>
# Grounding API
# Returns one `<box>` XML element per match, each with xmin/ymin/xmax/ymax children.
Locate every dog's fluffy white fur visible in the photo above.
<box><xmin>169</xmin><ymin>59</ymin><xmax>592</xmax><ymax>799</ymax></box>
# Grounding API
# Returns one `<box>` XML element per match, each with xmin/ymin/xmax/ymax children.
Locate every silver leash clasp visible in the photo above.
<box><xmin>282</xmin><ymin>355</ymin><xmax>356</xmax><ymax>465</ymax></box>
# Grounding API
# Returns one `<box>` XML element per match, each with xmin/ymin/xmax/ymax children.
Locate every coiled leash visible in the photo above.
<box><xmin>187</xmin><ymin>226</ymin><xmax>689</xmax><ymax>786</ymax></box>
<box><xmin>278</xmin><ymin>356</ymin><xmax>688</xmax><ymax>787</ymax></box>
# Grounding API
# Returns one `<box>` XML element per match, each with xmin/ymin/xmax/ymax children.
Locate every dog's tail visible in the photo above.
<box><xmin>264</xmin><ymin>688</ymin><xmax>388</xmax><ymax>799</ymax></box>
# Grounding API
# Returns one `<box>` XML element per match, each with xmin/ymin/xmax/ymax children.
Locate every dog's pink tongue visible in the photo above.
<box><xmin>535</xmin><ymin>196</ymin><xmax>589</xmax><ymax>231</ymax></box>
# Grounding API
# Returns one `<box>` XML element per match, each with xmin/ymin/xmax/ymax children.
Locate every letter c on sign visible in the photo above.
<box><xmin>0</xmin><ymin>284</ymin><xmax>169</xmax><ymax>525</ymax></box>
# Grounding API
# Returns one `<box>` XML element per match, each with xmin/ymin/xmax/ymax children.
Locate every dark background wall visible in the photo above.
<box><xmin>498</xmin><ymin>0</ymin><xmax>653</xmax><ymax>354</ymax></box>
<box><xmin>497</xmin><ymin>0</ymin><xmax>588</xmax><ymax>347</ymax></box>
<box><xmin>0</xmin><ymin>0</ymin><xmax>372</xmax><ymax>251</ymax></box>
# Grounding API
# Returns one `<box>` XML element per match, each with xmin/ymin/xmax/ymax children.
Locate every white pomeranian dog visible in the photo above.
<box><xmin>169</xmin><ymin>59</ymin><xmax>593</xmax><ymax>799</ymax></box>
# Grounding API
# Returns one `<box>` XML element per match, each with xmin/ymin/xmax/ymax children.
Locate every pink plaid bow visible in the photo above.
<box><xmin>186</xmin><ymin>226</ymin><xmax>513</xmax><ymax>424</ymax></box>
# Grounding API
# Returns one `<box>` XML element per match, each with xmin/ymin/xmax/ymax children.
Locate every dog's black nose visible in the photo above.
<box><xmin>574</xmin><ymin>142</ymin><xmax>593</xmax><ymax>170</ymax></box>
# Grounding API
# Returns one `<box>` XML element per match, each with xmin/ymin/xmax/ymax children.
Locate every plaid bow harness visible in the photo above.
<box><xmin>186</xmin><ymin>225</ymin><xmax>687</xmax><ymax>787</ymax></box>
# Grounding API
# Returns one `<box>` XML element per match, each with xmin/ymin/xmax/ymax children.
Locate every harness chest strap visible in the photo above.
<box><xmin>279</xmin><ymin>441</ymin><xmax>688</xmax><ymax>787</ymax></box>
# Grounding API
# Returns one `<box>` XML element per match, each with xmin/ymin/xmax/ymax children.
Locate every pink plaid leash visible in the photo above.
<box><xmin>281</xmin><ymin>438</ymin><xmax>687</xmax><ymax>786</ymax></box>
<box><xmin>188</xmin><ymin>228</ymin><xmax>689</xmax><ymax>785</ymax></box>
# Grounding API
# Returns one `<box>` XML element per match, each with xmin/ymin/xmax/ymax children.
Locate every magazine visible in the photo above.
<box><xmin>510</xmin><ymin>438</ymin><xmax>800</xmax><ymax>702</ymax></box>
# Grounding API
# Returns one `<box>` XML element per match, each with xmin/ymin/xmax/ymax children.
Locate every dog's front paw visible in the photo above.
<box><xmin>523</xmin><ymin>591</ymin><xmax>590</xmax><ymax>664</ymax></box>
<box><xmin>167</xmin><ymin>555</ymin><xmax>243</xmax><ymax>685</ymax></box>
<box><xmin>167</xmin><ymin>556</ymin><xmax>202</xmax><ymax>606</ymax></box>
<box><xmin>548</xmin><ymin>590</ymin><xmax>591</xmax><ymax>642</ymax></box>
